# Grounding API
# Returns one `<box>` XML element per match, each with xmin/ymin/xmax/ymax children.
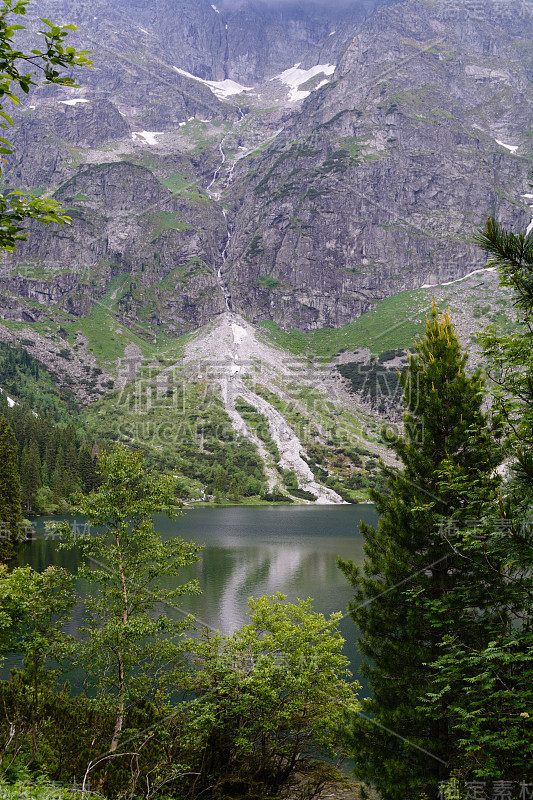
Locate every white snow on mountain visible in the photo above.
<box><xmin>522</xmin><ymin>194</ymin><xmax>533</xmax><ymax>235</ymax></box>
<box><xmin>269</xmin><ymin>63</ymin><xmax>335</xmax><ymax>102</ymax></box>
<box><xmin>131</xmin><ymin>131</ymin><xmax>164</xmax><ymax>146</ymax></box>
<box><xmin>0</xmin><ymin>388</ymin><xmax>16</xmax><ymax>407</ymax></box>
<box><xmin>59</xmin><ymin>98</ymin><xmax>89</xmax><ymax>106</ymax></box>
<box><xmin>421</xmin><ymin>267</ymin><xmax>497</xmax><ymax>289</ymax></box>
<box><xmin>495</xmin><ymin>139</ymin><xmax>518</xmax><ymax>153</ymax></box>
<box><xmin>173</xmin><ymin>66</ymin><xmax>251</xmax><ymax>99</ymax></box>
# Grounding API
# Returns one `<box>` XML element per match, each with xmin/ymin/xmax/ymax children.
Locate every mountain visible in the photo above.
<box><xmin>0</xmin><ymin>0</ymin><xmax>527</xmax><ymax>501</ymax></box>
<box><xmin>1</xmin><ymin>0</ymin><xmax>531</xmax><ymax>333</ymax></box>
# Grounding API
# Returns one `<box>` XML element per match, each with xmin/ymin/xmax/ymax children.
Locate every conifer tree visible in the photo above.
<box><xmin>338</xmin><ymin>303</ymin><xmax>501</xmax><ymax>800</ymax></box>
<box><xmin>417</xmin><ymin>217</ymin><xmax>533</xmax><ymax>781</ymax></box>
<box><xmin>79</xmin><ymin>445</ymin><xmax>97</xmax><ymax>492</ymax></box>
<box><xmin>0</xmin><ymin>416</ymin><xmax>23</xmax><ymax>560</ymax></box>
<box><xmin>20</xmin><ymin>439</ymin><xmax>41</xmax><ymax>512</ymax></box>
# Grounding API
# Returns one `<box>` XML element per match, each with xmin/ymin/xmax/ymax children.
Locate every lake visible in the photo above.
<box><xmin>9</xmin><ymin>504</ymin><xmax>378</xmax><ymax>691</ymax></box>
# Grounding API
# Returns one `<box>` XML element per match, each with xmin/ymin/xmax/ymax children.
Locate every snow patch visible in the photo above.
<box><xmin>173</xmin><ymin>66</ymin><xmax>252</xmax><ymax>100</ymax></box>
<box><xmin>522</xmin><ymin>194</ymin><xmax>533</xmax><ymax>236</ymax></box>
<box><xmin>0</xmin><ymin>388</ymin><xmax>16</xmax><ymax>408</ymax></box>
<box><xmin>329</xmin><ymin>30</ymin><xmax>336</xmax><ymax>35</ymax></box>
<box><xmin>421</xmin><ymin>267</ymin><xmax>497</xmax><ymax>289</ymax></box>
<box><xmin>59</xmin><ymin>98</ymin><xmax>89</xmax><ymax>106</ymax></box>
<box><xmin>211</xmin><ymin>3</ymin><xmax>220</xmax><ymax>12</ymax></box>
<box><xmin>269</xmin><ymin>63</ymin><xmax>335</xmax><ymax>102</ymax></box>
<box><xmin>232</xmin><ymin>323</ymin><xmax>247</xmax><ymax>345</ymax></box>
<box><xmin>495</xmin><ymin>139</ymin><xmax>518</xmax><ymax>153</ymax></box>
<box><xmin>131</xmin><ymin>131</ymin><xmax>164</xmax><ymax>146</ymax></box>
<box><xmin>139</xmin><ymin>27</ymin><xmax>149</xmax><ymax>34</ymax></box>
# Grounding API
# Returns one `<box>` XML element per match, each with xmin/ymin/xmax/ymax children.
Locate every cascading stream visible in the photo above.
<box><xmin>207</xmin><ymin>136</ymin><xmax>234</xmax><ymax>311</ymax></box>
<box><xmin>206</xmin><ymin>135</ymin><xmax>228</xmax><ymax>200</ymax></box>
<box><xmin>219</xmin><ymin>209</ymin><xmax>233</xmax><ymax>311</ymax></box>
<box><xmin>207</xmin><ymin>111</ymin><xmax>280</xmax><ymax>314</ymax></box>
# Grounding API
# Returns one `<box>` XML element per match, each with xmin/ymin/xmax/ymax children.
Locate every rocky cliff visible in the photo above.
<box><xmin>1</xmin><ymin>0</ymin><xmax>532</xmax><ymax>338</ymax></box>
<box><xmin>222</xmin><ymin>0</ymin><xmax>533</xmax><ymax>327</ymax></box>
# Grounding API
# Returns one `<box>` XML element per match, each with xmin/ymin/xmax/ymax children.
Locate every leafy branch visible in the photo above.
<box><xmin>0</xmin><ymin>0</ymin><xmax>92</xmax><ymax>251</ymax></box>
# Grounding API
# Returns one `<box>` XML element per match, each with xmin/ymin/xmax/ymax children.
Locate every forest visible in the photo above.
<box><xmin>0</xmin><ymin>1</ymin><xmax>533</xmax><ymax>796</ymax></box>
<box><xmin>1</xmin><ymin>217</ymin><xmax>533</xmax><ymax>799</ymax></box>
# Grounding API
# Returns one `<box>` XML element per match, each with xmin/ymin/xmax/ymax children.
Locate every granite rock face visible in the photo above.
<box><xmin>222</xmin><ymin>0</ymin><xmax>533</xmax><ymax>328</ymax></box>
<box><xmin>1</xmin><ymin>160</ymin><xmax>227</xmax><ymax>332</ymax></box>
<box><xmin>1</xmin><ymin>0</ymin><xmax>533</xmax><ymax>337</ymax></box>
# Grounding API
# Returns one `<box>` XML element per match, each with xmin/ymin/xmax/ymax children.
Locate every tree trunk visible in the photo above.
<box><xmin>110</xmin><ymin>533</ymin><xmax>128</xmax><ymax>753</ymax></box>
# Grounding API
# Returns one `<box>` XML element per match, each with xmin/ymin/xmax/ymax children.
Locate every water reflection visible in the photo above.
<box><xmin>9</xmin><ymin>504</ymin><xmax>377</xmax><ymax>690</ymax></box>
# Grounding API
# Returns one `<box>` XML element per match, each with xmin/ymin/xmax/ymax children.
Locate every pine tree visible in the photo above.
<box><xmin>20</xmin><ymin>439</ymin><xmax>42</xmax><ymax>512</ymax></box>
<box><xmin>0</xmin><ymin>416</ymin><xmax>23</xmax><ymax>560</ymax></box>
<box><xmin>417</xmin><ymin>217</ymin><xmax>533</xmax><ymax>781</ymax></box>
<box><xmin>338</xmin><ymin>303</ymin><xmax>501</xmax><ymax>800</ymax></box>
<box><xmin>79</xmin><ymin>445</ymin><xmax>97</xmax><ymax>492</ymax></box>
<box><xmin>19</xmin><ymin>443</ymin><xmax>30</xmax><ymax>512</ymax></box>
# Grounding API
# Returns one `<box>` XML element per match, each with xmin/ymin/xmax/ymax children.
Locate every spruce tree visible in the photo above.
<box><xmin>338</xmin><ymin>303</ymin><xmax>501</xmax><ymax>800</ymax></box>
<box><xmin>0</xmin><ymin>417</ymin><xmax>23</xmax><ymax>560</ymax></box>
<box><xmin>417</xmin><ymin>217</ymin><xmax>533</xmax><ymax>781</ymax></box>
<box><xmin>20</xmin><ymin>439</ymin><xmax>42</xmax><ymax>512</ymax></box>
<box><xmin>79</xmin><ymin>445</ymin><xmax>97</xmax><ymax>492</ymax></box>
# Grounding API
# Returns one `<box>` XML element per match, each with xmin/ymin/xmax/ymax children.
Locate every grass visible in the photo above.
<box><xmin>159</xmin><ymin>173</ymin><xmax>195</xmax><ymax>193</ymax></box>
<box><xmin>159</xmin><ymin>173</ymin><xmax>210</xmax><ymax>205</ymax></box>
<box><xmin>335</xmin><ymin>137</ymin><xmax>368</xmax><ymax>161</ymax></box>
<box><xmin>0</xmin><ymin>780</ymin><xmax>87</xmax><ymax>799</ymax></box>
<box><xmin>72</xmin><ymin>192</ymin><xmax>92</xmax><ymax>203</ymax></box>
<box><xmin>175</xmin><ymin>119</ymin><xmax>231</xmax><ymax>156</ymax></box>
<box><xmin>255</xmin><ymin>275</ymin><xmax>281</xmax><ymax>290</ymax></box>
<box><xmin>160</xmin><ymin>258</ymin><xmax>210</xmax><ymax>289</ymax></box>
<box><xmin>146</xmin><ymin>211</ymin><xmax>193</xmax><ymax>241</ymax></box>
<box><xmin>257</xmin><ymin>289</ymin><xmax>435</xmax><ymax>360</ymax></box>
<box><xmin>67</xmin><ymin>276</ymin><xmax>160</xmax><ymax>365</ymax></box>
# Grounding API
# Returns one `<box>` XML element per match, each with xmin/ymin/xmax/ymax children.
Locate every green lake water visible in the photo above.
<box><xmin>8</xmin><ymin>504</ymin><xmax>377</xmax><ymax>692</ymax></box>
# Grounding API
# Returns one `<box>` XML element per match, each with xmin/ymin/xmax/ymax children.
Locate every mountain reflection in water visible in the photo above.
<box><xmin>9</xmin><ymin>504</ymin><xmax>377</xmax><ymax>691</ymax></box>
